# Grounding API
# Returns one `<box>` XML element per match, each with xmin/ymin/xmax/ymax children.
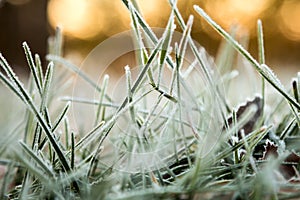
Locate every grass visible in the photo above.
<box><xmin>0</xmin><ymin>0</ymin><xmax>300</xmax><ymax>199</ymax></box>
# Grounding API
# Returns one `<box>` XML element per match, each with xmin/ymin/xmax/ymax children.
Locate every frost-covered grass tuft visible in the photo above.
<box><xmin>0</xmin><ymin>1</ymin><xmax>300</xmax><ymax>199</ymax></box>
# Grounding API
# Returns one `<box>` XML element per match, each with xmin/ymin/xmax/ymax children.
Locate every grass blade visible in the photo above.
<box><xmin>47</xmin><ymin>55</ymin><xmax>112</xmax><ymax>102</ymax></box>
<box><xmin>157</xmin><ymin>10</ymin><xmax>175</xmax><ymax>87</ymax></box>
<box><xmin>194</xmin><ymin>5</ymin><xmax>300</xmax><ymax>110</ymax></box>
<box><xmin>23</xmin><ymin>42</ymin><xmax>43</xmax><ymax>96</ymax></box>
<box><xmin>40</xmin><ymin>61</ymin><xmax>53</xmax><ymax>116</ymax></box>
<box><xmin>19</xmin><ymin>141</ymin><xmax>55</xmax><ymax>178</ymax></box>
<box><xmin>35</xmin><ymin>54</ymin><xmax>44</xmax><ymax>88</ymax></box>
<box><xmin>257</xmin><ymin>20</ymin><xmax>266</xmax><ymax>119</ymax></box>
<box><xmin>52</xmin><ymin>102</ymin><xmax>70</xmax><ymax>132</ymax></box>
<box><xmin>117</xmin><ymin>38</ymin><xmax>164</xmax><ymax>113</ymax></box>
<box><xmin>95</xmin><ymin>74</ymin><xmax>109</xmax><ymax>126</ymax></box>
<box><xmin>0</xmin><ymin>53</ymin><xmax>74</xmax><ymax>181</ymax></box>
<box><xmin>71</xmin><ymin>132</ymin><xmax>75</xmax><ymax>169</ymax></box>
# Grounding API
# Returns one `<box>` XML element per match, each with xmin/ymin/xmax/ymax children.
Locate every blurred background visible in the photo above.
<box><xmin>0</xmin><ymin>0</ymin><xmax>299</xmax><ymax>80</ymax></box>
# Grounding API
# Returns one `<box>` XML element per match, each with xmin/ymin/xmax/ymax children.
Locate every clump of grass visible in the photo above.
<box><xmin>0</xmin><ymin>0</ymin><xmax>300</xmax><ymax>199</ymax></box>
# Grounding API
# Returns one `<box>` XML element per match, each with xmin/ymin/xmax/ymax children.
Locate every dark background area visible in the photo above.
<box><xmin>0</xmin><ymin>0</ymin><xmax>48</xmax><ymax>75</ymax></box>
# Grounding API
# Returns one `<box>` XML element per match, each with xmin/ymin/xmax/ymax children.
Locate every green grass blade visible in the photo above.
<box><xmin>64</xmin><ymin>118</ymin><xmax>70</xmax><ymax>149</ymax></box>
<box><xmin>257</xmin><ymin>20</ymin><xmax>266</xmax><ymax>119</ymax></box>
<box><xmin>95</xmin><ymin>74</ymin><xmax>109</xmax><ymax>126</ymax></box>
<box><xmin>292</xmin><ymin>79</ymin><xmax>299</xmax><ymax>104</ymax></box>
<box><xmin>157</xmin><ymin>10</ymin><xmax>175</xmax><ymax>87</ymax></box>
<box><xmin>71</xmin><ymin>132</ymin><xmax>75</xmax><ymax>169</ymax></box>
<box><xmin>52</xmin><ymin>102</ymin><xmax>70</xmax><ymax>132</ymax></box>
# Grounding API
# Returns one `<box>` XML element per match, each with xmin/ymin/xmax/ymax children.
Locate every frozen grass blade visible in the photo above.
<box><xmin>216</xmin><ymin>126</ymin><xmax>271</xmax><ymax>164</ymax></box>
<box><xmin>47</xmin><ymin>55</ymin><xmax>112</xmax><ymax>102</ymax></box>
<box><xmin>33</xmin><ymin>60</ymin><xmax>54</xmax><ymax>149</ymax></box>
<box><xmin>0</xmin><ymin>50</ymin><xmax>79</xmax><ymax>192</ymax></box>
<box><xmin>84</xmin><ymin>88</ymin><xmax>154</xmax><ymax>174</ymax></box>
<box><xmin>129</xmin><ymin>2</ymin><xmax>177</xmax><ymax>102</ymax></box>
<box><xmin>279</xmin><ymin>118</ymin><xmax>296</xmax><ymax>140</ymax></box>
<box><xmin>14</xmin><ymin>150</ymin><xmax>63</xmax><ymax>198</ymax></box>
<box><xmin>54</xmin><ymin>26</ymin><xmax>63</xmax><ymax>56</ymax></box>
<box><xmin>257</xmin><ymin>20</ymin><xmax>266</xmax><ymax>119</ymax></box>
<box><xmin>37</xmin><ymin>101</ymin><xmax>70</xmax><ymax>150</ymax></box>
<box><xmin>122</xmin><ymin>0</ymin><xmax>157</xmax><ymax>45</ymax></box>
<box><xmin>290</xmin><ymin>103</ymin><xmax>300</xmax><ymax>127</ymax></box>
<box><xmin>34</xmin><ymin>54</ymin><xmax>44</xmax><ymax>88</ymax></box>
<box><xmin>41</xmin><ymin>61</ymin><xmax>53</xmax><ymax>108</ymax></box>
<box><xmin>169</xmin><ymin>1</ymin><xmax>228</xmax><ymax>122</ymax></box>
<box><xmin>129</xmin><ymin>3</ymin><xmax>152</xmax><ymax>84</ymax></box>
<box><xmin>75</xmin><ymin>121</ymin><xmax>105</xmax><ymax>150</ymax></box>
<box><xmin>1</xmin><ymin>1</ymin><xmax>300</xmax><ymax>199</ymax></box>
<box><xmin>124</xmin><ymin>0</ymin><xmax>201</xmax><ymax>108</ymax></box>
<box><xmin>157</xmin><ymin>9</ymin><xmax>175</xmax><ymax>87</ymax></box>
<box><xmin>61</xmin><ymin>96</ymin><xmax>119</xmax><ymax>108</ymax></box>
<box><xmin>215</xmin><ymin>27</ymin><xmax>237</xmax><ymax>75</ymax></box>
<box><xmin>0</xmin><ymin>56</ymin><xmax>26</xmax><ymax>101</ymax></box>
<box><xmin>19</xmin><ymin>141</ymin><xmax>55</xmax><ymax>178</ymax></box>
<box><xmin>94</xmin><ymin>74</ymin><xmax>109</xmax><ymax>126</ymax></box>
<box><xmin>64</xmin><ymin>118</ymin><xmax>70</xmax><ymax>149</ymax></box>
<box><xmin>140</xmin><ymin>93</ymin><xmax>164</xmax><ymax>137</ymax></box>
<box><xmin>176</xmin><ymin>15</ymin><xmax>193</xmax><ymax>70</ymax></box>
<box><xmin>194</xmin><ymin>5</ymin><xmax>300</xmax><ymax>110</ymax></box>
<box><xmin>23</xmin><ymin>42</ymin><xmax>43</xmax><ymax>96</ymax></box>
<box><xmin>125</xmin><ymin>65</ymin><xmax>136</xmax><ymax>124</ymax></box>
<box><xmin>48</xmin><ymin>26</ymin><xmax>63</xmax><ymax>58</ymax></box>
<box><xmin>175</xmin><ymin>45</ymin><xmax>192</xmax><ymax>168</ymax></box>
<box><xmin>52</xmin><ymin>102</ymin><xmax>70</xmax><ymax>132</ymax></box>
<box><xmin>117</xmin><ymin>38</ymin><xmax>163</xmax><ymax>113</ymax></box>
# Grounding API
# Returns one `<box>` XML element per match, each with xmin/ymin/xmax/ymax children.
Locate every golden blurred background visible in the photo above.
<box><xmin>0</xmin><ymin>0</ymin><xmax>299</xmax><ymax>78</ymax></box>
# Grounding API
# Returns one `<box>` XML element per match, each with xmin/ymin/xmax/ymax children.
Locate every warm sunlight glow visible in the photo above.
<box><xmin>47</xmin><ymin>0</ymin><xmax>105</xmax><ymax>39</ymax></box>
<box><xmin>137</xmin><ymin>0</ymin><xmax>170</xmax><ymax>27</ymax></box>
<box><xmin>204</xmin><ymin>0</ymin><xmax>272</xmax><ymax>37</ymax></box>
<box><xmin>279</xmin><ymin>1</ymin><xmax>300</xmax><ymax>41</ymax></box>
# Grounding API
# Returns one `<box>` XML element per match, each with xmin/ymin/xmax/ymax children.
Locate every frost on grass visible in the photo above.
<box><xmin>0</xmin><ymin>1</ymin><xmax>299</xmax><ymax>199</ymax></box>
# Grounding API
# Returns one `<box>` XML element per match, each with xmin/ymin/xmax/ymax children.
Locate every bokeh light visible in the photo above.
<box><xmin>203</xmin><ymin>0</ymin><xmax>273</xmax><ymax>37</ymax></box>
<box><xmin>47</xmin><ymin>0</ymin><xmax>173</xmax><ymax>40</ymax></box>
<box><xmin>279</xmin><ymin>0</ymin><xmax>300</xmax><ymax>41</ymax></box>
<box><xmin>137</xmin><ymin>0</ymin><xmax>170</xmax><ymax>27</ymax></box>
<box><xmin>18</xmin><ymin>0</ymin><xmax>300</xmax><ymax>43</ymax></box>
<box><xmin>48</xmin><ymin>0</ymin><xmax>103</xmax><ymax>39</ymax></box>
<box><xmin>47</xmin><ymin>0</ymin><xmax>131</xmax><ymax>40</ymax></box>
<box><xmin>45</xmin><ymin>0</ymin><xmax>300</xmax><ymax>75</ymax></box>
